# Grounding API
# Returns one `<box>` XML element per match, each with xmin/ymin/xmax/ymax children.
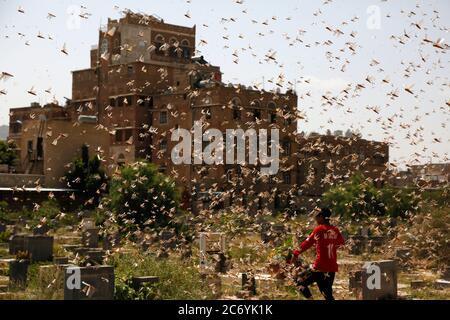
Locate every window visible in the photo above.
<box><xmin>160</xmin><ymin>139</ymin><xmax>167</xmax><ymax>152</ymax></box>
<box><xmin>127</xmin><ymin>65</ymin><xmax>134</xmax><ymax>76</ymax></box>
<box><xmin>138</xmin><ymin>96</ymin><xmax>146</xmax><ymax>106</ymax></box>
<box><xmin>115</xmin><ymin>130</ymin><xmax>122</xmax><ymax>142</ymax></box>
<box><xmin>11</xmin><ymin>121</ymin><xmax>22</xmax><ymax>134</ymax></box>
<box><xmin>283</xmin><ymin>105</ymin><xmax>292</xmax><ymax>125</ymax></box>
<box><xmin>282</xmin><ymin>140</ymin><xmax>291</xmax><ymax>156</ymax></box>
<box><xmin>160</xmin><ymin>111</ymin><xmax>168</xmax><ymax>124</ymax></box>
<box><xmin>121</xmin><ymin>96</ymin><xmax>132</xmax><ymax>106</ymax></box>
<box><xmin>124</xmin><ymin>129</ymin><xmax>133</xmax><ymax>141</ymax></box>
<box><xmin>169</xmin><ymin>37</ymin><xmax>178</xmax><ymax>57</ymax></box>
<box><xmin>117</xmin><ymin>97</ymin><xmax>124</xmax><ymax>107</ymax></box>
<box><xmin>227</xmin><ymin>170</ymin><xmax>233</xmax><ymax>182</ymax></box>
<box><xmin>283</xmin><ymin>171</ymin><xmax>291</xmax><ymax>184</ymax></box>
<box><xmin>138</xmin><ymin>129</ymin><xmax>147</xmax><ymax>141</ymax></box>
<box><xmin>181</xmin><ymin>39</ymin><xmax>191</xmax><ymax>58</ymax></box>
<box><xmin>251</xmin><ymin>100</ymin><xmax>261</xmax><ymax>108</ymax></box>
<box><xmin>231</xmin><ymin>98</ymin><xmax>241</xmax><ymax>120</ymax></box>
<box><xmin>270</xmin><ymin>112</ymin><xmax>276</xmax><ymax>123</ymax></box>
<box><xmin>155</xmin><ymin>35</ymin><xmax>164</xmax><ymax>54</ymax></box>
<box><xmin>253</xmin><ymin>109</ymin><xmax>261</xmax><ymax>121</ymax></box>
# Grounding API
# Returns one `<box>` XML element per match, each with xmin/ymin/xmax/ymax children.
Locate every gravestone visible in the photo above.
<box><xmin>367</xmin><ymin>236</ymin><xmax>385</xmax><ymax>253</ymax></box>
<box><xmin>9</xmin><ymin>260</ymin><xmax>29</xmax><ymax>288</ymax></box>
<box><xmin>74</xmin><ymin>247</ymin><xmax>105</xmax><ymax>264</ymax></box>
<box><xmin>80</xmin><ymin>218</ymin><xmax>96</xmax><ymax>231</ymax></box>
<box><xmin>33</xmin><ymin>224</ymin><xmax>50</xmax><ymax>235</ymax></box>
<box><xmin>213</xmin><ymin>252</ymin><xmax>228</xmax><ymax>273</ymax></box>
<box><xmin>131</xmin><ymin>276</ymin><xmax>159</xmax><ymax>290</ymax></box>
<box><xmin>395</xmin><ymin>248</ymin><xmax>411</xmax><ymax>261</ymax></box>
<box><xmin>410</xmin><ymin>280</ymin><xmax>426</xmax><ymax>289</ymax></box>
<box><xmin>241</xmin><ymin>272</ymin><xmax>257</xmax><ymax>295</ymax></box>
<box><xmin>81</xmin><ymin>228</ymin><xmax>99</xmax><ymax>248</ymax></box>
<box><xmin>64</xmin><ymin>265</ymin><xmax>114</xmax><ymax>300</ymax></box>
<box><xmin>434</xmin><ymin>280</ymin><xmax>450</xmax><ymax>289</ymax></box>
<box><xmin>9</xmin><ymin>235</ymin><xmax>53</xmax><ymax>262</ymax></box>
<box><xmin>358</xmin><ymin>260</ymin><xmax>397</xmax><ymax>300</ymax></box>
<box><xmin>199</xmin><ymin>232</ymin><xmax>226</xmax><ymax>274</ymax></box>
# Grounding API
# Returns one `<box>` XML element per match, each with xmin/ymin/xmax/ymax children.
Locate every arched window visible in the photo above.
<box><xmin>154</xmin><ymin>34</ymin><xmax>164</xmax><ymax>54</ymax></box>
<box><xmin>283</xmin><ymin>104</ymin><xmax>292</xmax><ymax>125</ymax></box>
<box><xmin>250</xmin><ymin>100</ymin><xmax>261</xmax><ymax>108</ymax></box>
<box><xmin>268</xmin><ymin>101</ymin><xmax>277</xmax><ymax>123</ymax></box>
<box><xmin>231</xmin><ymin>97</ymin><xmax>241</xmax><ymax>120</ymax></box>
<box><xmin>169</xmin><ymin>37</ymin><xmax>178</xmax><ymax>57</ymax></box>
<box><xmin>181</xmin><ymin>39</ymin><xmax>191</xmax><ymax>58</ymax></box>
<box><xmin>282</xmin><ymin>139</ymin><xmax>291</xmax><ymax>156</ymax></box>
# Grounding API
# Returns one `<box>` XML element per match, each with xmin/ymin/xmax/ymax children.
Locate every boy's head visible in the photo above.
<box><xmin>315</xmin><ymin>207</ymin><xmax>331</xmax><ymax>225</ymax></box>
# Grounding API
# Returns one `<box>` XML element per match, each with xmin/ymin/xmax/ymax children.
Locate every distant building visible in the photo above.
<box><xmin>391</xmin><ymin>163</ymin><xmax>449</xmax><ymax>188</ymax></box>
<box><xmin>295</xmin><ymin>133</ymin><xmax>389</xmax><ymax>196</ymax></box>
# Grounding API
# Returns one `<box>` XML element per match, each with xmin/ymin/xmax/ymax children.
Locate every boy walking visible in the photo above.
<box><xmin>292</xmin><ymin>207</ymin><xmax>345</xmax><ymax>300</ymax></box>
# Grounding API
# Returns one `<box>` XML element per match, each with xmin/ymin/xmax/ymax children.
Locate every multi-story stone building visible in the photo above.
<box><xmin>6</xmin><ymin>11</ymin><xmax>388</xmax><ymax>213</ymax></box>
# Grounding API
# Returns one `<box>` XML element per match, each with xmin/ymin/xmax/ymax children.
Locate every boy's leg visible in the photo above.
<box><xmin>316</xmin><ymin>272</ymin><xmax>336</xmax><ymax>301</ymax></box>
<box><xmin>297</xmin><ymin>271</ymin><xmax>318</xmax><ymax>299</ymax></box>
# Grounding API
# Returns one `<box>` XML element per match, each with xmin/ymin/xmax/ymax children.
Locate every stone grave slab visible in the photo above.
<box><xmin>64</xmin><ymin>265</ymin><xmax>114</xmax><ymax>300</ymax></box>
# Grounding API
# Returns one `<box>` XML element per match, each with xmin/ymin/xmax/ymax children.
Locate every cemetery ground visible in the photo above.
<box><xmin>0</xmin><ymin>198</ymin><xmax>448</xmax><ymax>300</ymax></box>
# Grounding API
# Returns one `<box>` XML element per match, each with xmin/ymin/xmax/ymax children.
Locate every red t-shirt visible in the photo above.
<box><xmin>296</xmin><ymin>224</ymin><xmax>345</xmax><ymax>272</ymax></box>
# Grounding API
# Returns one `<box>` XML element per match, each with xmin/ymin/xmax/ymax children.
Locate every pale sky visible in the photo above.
<box><xmin>0</xmin><ymin>0</ymin><xmax>449</xmax><ymax>168</ymax></box>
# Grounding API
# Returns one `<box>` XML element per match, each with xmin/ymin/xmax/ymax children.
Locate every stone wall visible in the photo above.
<box><xmin>0</xmin><ymin>174</ymin><xmax>45</xmax><ymax>188</ymax></box>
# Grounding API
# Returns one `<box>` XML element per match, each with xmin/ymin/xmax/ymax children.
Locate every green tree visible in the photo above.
<box><xmin>323</xmin><ymin>174</ymin><xmax>417</xmax><ymax>219</ymax></box>
<box><xmin>109</xmin><ymin>161</ymin><xmax>180</xmax><ymax>231</ymax></box>
<box><xmin>0</xmin><ymin>140</ymin><xmax>17</xmax><ymax>166</ymax></box>
<box><xmin>64</xmin><ymin>144</ymin><xmax>108</xmax><ymax>206</ymax></box>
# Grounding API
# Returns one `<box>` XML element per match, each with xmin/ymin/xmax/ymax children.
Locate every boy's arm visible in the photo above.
<box><xmin>293</xmin><ymin>229</ymin><xmax>317</xmax><ymax>257</ymax></box>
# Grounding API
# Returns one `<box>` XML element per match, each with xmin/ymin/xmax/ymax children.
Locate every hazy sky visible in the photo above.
<box><xmin>0</xmin><ymin>0</ymin><xmax>449</xmax><ymax>168</ymax></box>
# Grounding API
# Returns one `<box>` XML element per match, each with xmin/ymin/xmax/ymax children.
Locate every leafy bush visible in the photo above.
<box><xmin>31</xmin><ymin>200</ymin><xmax>60</xmax><ymax>221</ymax></box>
<box><xmin>115</xmin><ymin>278</ymin><xmax>158</xmax><ymax>300</ymax></box>
<box><xmin>111</xmin><ymin>250</ymin><xmax>213</xmax><ymax>299</ymax></box>
<box><xmin>400</xmin><ymin>206</ymin><xmax>450</xmax><ymax>269</ymax></box>
<box><xmin>0</xmin><ymin>230</ymin><xmax>12</xmax><ymax>243</ymax></box>
<box><xmin>64</xmin><ymin>144</ymin><xmax>108</xmax><ymax>206</ymax></box>
<box><xmin>0</xmin><ymin>201</ymin><xmax>8</xmax><ymax>222</ymax></box>
<box><xmin>0</xmin><ymin>140</ymin><xmax>17</xmax><ymax>166</ymax></box>
<box><xmin>108</xmin><ymin>161</ymin><xmax>180</xmax><ymax>231</ymax></box>
<box><xmin>323</xmin><ymin>174</ymin><xmax>418</xmax><ymax>218</ymax></box>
